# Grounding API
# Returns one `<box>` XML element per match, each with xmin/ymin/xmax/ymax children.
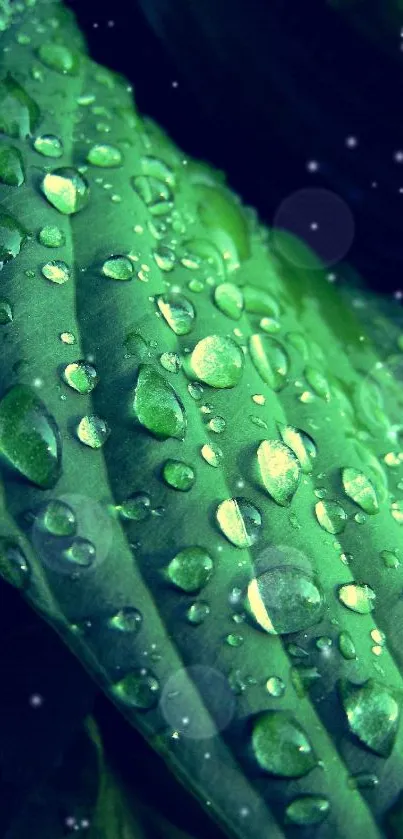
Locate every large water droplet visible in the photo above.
<box><xmin>278</xmin><ymin>424</ymin><xmax>317</xmax><ymax>474</ymax></box>
<box><xmin>315</xmin><ymin>500</ymin><xmax>347</xmax><ymax>534</ymax></box>
<box><xmin>37</xmin><ymin>499</ymin><xmax>77</xmax><ymax>536</ymax></box>
<box><xmin>340</xmin><ymin>678</ymin><xmax>400</xmax><ymax>757</ymax></box>
<box><xmin>338</xmin><ymin>583</ymin><xmax>376</xmax><ymax>614</ymax></box>
<box><xmin>33</xmin><ymin>134</ymin><xmax>63</xmax><ymax>158</ymax></box>
<box><xmin>102</xmin><ymin>255</ymin><xmax>133</xmax><ymax>280</ymax></box>
<box><xmin>166</xmin><ymin>547</ymin><xmax>214</xmax><ymax>593</ymax></box>
<box><xmin>111</xmin><ymin>668</ymin><xmax>160</xmax><ymax>709</ymax></box>
<box><xmin>257</xmin><ymin>440</ymin><xmax>300</xmax><ymax>506</ymax></box>
<box><xmin>106</xmin><ymin>607</ymin><xmax>142</xmax><ymax>633</ymax></box>
<box><xmin>0</xmin><ymin>144</ymin><xmax>25</xmax><ymax>185</ymax></box>
<box><xmin>214</xmin><ymin>282</ymin><xmax>244</xmax><ymax>320</ymax></box>
<box><xmin>251</xmin><ymin>711</ymin><xmax>316</xmax><ymax>777</ymax></box>
<box><xmin>87</xmin><ymin>143</ymin><xmax>122</xmax><ymax>167</ymax></box>
<box><xmin>76</xmin><ymin>415</ymin><xmax>110</xmax><ymax>449</ymax></box>
<box><xmin>62</xmin><ymin>361</ymin><xmax>99</xmax><ymax>394</ymax></box>
<box><xmin>41</xmin><ymin>259</ymin><xmax>70</xmax><ymax>284</ymax></box>
<box><xmin>0</xmin><ymin>74</ymin><xmax>40</xmax><ymax>138</ymax></box>
<box><xmin>38</xmin><ymin>225</ymin><xmax>65</xmax><ymax>248</ymax></box>
<box><xmin>188</xmin><ymin>335</ymin><xmax>244</xmax><ymax>388</ymax></box>
<box><xmin>41</xmin><ymin>167</ymin><xmax>89</xmax><ymax>215</ymax></box>
<box><xmin>0</xmin><ymin>211</ymin><xmax>27</xmax><ymax>263</ymax></box>
<box><xmin>37</xmin><ymin>43</ymin><xmax>79</xmax><ymax>75</ymax></box>
<box><xmin>249</xmin><ymin>335</ymin><xmax>289</xmax><ymax>390</ymax></box>
<box><xmin>285</xmin><ymin>796</ymin><xmax>330</xmax><ymax>826</ymax></box>
<box><xmin>162</xmin><ymin>459</ymin><xmax>195</xmax><ymax>491</ymax></box>
<box><xmin>246</xmin><ymin>566</ymin><xmax>325</xmax><ymax>634</ymax></box>
<box><xmin>341</xmin><ymin>467</ymin><xmax>379</xmax><ymax>515</ymax></box>
<box><xmin>0</xmin><ymin>385</ymin><xmax>61</xmax><ymax>488</ymax></box>
<box><xmin>216</xmin><ymin>497</ymin><xmax>262</xmax><ymax>548</ymax></box>
<box><xmin>0</xmin><ymin>538</ymin><xmax>30</xmax><ymax>590</ymax></box>
<box><xmin>133</xmin><ymin>365</ymin><xmax>186</xmax><ymax>440</ymax></box>
<box><xmin>243</xmin><ymin>285</ymin><xmax>280</xmax><ymax>318</ymax></box>
<box><xmin>157</xmin><ymin>293</ymin><xmax>195</xmax><ymax>335</ymax></box>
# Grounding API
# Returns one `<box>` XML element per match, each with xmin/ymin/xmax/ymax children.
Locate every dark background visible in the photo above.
<box><xmin>65</xmin><ymin>0</ymin><xmax>403</xmax><ymax>295</ymax></box>
<box><xmin>2</xmin><ymin>1</ymin><xmax>403</xmax><ymax>835</ymax></box>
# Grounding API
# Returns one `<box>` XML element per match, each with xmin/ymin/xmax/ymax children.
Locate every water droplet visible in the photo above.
<box><xmin>260</xmin><ymin>316</ymin><xmax>280</xmax><ymax>334</ymax></box>
<box><xmin>338</xmin><ymin>583</ymin><xmax>376</xmax><ymax>614</ymax></box>
<box><xmin>338</xmin><ymin>631</ymin><xmax>357</xmax><ymax>660</ymax></box>
<box><xmin>257</xmin><ymin>440</ymin><xmax>300</xmax><ymax>506</ymax></box>
<box><xmin>188</xmin><ymin>335</ymin><xmax>244</xmax><ymax>388</ymax></box>
<box><xmin>266</xmin><ymin>676</ymin><xmax>285</xmax><ymax>697</ymax></box>
<box><xmin>41</xmin><ymin>259</ymin><xmax>70</xmax><ymax>285</ymax></box>
<box><xmin>315</xmin><ymin>500</ymin><xmax>347</xmax><ymax>534</ymax></box>
<box><xmin>0</xmin><ymin>538</ymin><xmax>30</xmax><ymax>590</ymax></box>
<box><xmin>278</xmin><ymin>424</ymin><xmax>317</xmax><ymax>473</ymax></box>
<box><xmin>285</xmin><ymin>796</ymin><xmax>330</xmax><ymax>826</ymax></box>
<box><xmin>101</xmin><ymin>254</ymin><xmax>133</xmax><ymax>280</ymax></box>
<box><xmin>0</xmin><ymin>74</ymin><xmax>40</xmax><ymax>138</ymax></box>
<box><xmin>112</xmin><ymin>668</ymin><xmax>160</xmax><ymax>709</ymax></box>
<box><xmin>117</xmin><ymin>492</ymin><xmax>151</xmax><ymax>521</ymax></box>
<box><xmin>201</xmin><ymin>442</ymin><xmax>223</xmax><ymax>467</ymax></box>
<box><xmin>208</xmin><ymin>415</ymin><xmax>226</xmax><ymax>433</ymax></box>
<box><xmin>0</xmin><ymin>298</ymin><xmax>13</xmax><ymax>325</ymax></box>
<box><xmin>106</xmin><ymin>607</ymin><xmax>142</xmax><ymax>633</ymax></box>
<box><xmin>41</xmin><ymin>168</ymin><xmax>89</xmax><ymax>215</ymax></box>
<box><xmin>37</xmin><ymin>43</ymin><xmax>79</xmax><ymax>75</ymax></box>
<box><xmin>132</xmin><ymin>174</ymin><xmax>173</xmax><ymax>214</ymax></box>
<box><xmin>60</xmin><ymin>332</ymin><xmax>75</xmax><ymax>345</ymax></box>
<box><xmin>0</xmin><ymin>144</ymin><xmax>24</xmax><ymax>185</ymax></box>
<box><xmin>251</xmin><ymin>711</ymin><xmax>316</xmax><ymax>777</ymax></box>
<box><xmin>87</xmin><ymin>143</ymin><xmax>122</xmax><ymax>167</ymax></box>
<box><xmin>249</xmin><ymin>335</ymin><xmax>289</xmax><ymax>390</ymax></box>
<box><xmin>304</xmin><ymin>366</ymin><xmax>331</xmax><ymax>400</ymax></box>
<box><xmin>159</xmin><ymin>351</ymin><xmax>181</xmax><ymax>373</ymax></box>
<box><xmin>38</xmin><ymin>499</ymin><xmax>77</xmax><ymax>536</ymax></box>
<box><xmin>186</xmin><ymin>600</ymin><xmax>210</xmax><ymax>625</ymax></box>
<box><xmin>214</xmin><ymin>282</ymin><xmax>244</xmax><ymax>320</ymax></box>
<box><xmin>153</xmin><ymin>245</ymin><xmax>176</xmax><ymax>271</ymax></box>
<box><xmin>38</xmin><ymin>225</ymin><xmax>65</xmax><ymax>248</ymax></box>
<box><xmin>162</xmin><ymin>459</ymin><xmax>195</xmax><ymax>491</ymax></box>
<box><xmin>133</xmin><ymin>365</ymin><xmax>186</xmax><ymax>440</ymax></box>
<box><xmin>226</xmin><ymin>632</ymin><xmax>244</xmax><ymax>647</ymax></box>
<box><xmin>33</xmin><ymin>133</ymin><xmax>63</xmax><ymax>158</ymax></box>
<box><xmin>243</xmin><ymin>285</ymin><xmax>280</xmax><ymax>318</ymax></box>
<box><xmin>62</xmin><ymin>537</ymin><xmax>96</xmax><ymax>568</ymax></box>
<box><xmin>157</xmin><ymin>293</ymin><xmax>195</xmax><ymax>335</ymax></box>
<box><xmin>76</xmin><ymin>415</ymin><xmax>110</xmax><ymax>449</ymax></box>
<box><xmin>341</xmin><ymin>467</ymin><xmax>379</xmax><ymax>515</ymax></box>
<box><xmin>166</xmin><ymin>546</ymin><xmax>214</xmax><ymax>593</ymax></box>
<box><xmin>348</xmin><ymin>772</ymin><xmax>379</xmax><ymax>790</ymax></box>
<box><xmin>0</xmin><ymin>385</ymin><xmax>61</xmax><ymax>488</ymax></box>
<box><xmin>216</xmin><ymin>497</ymin><xmax>262</xmax><ymax>548</ymax></box>
<box><xmin>381</xmin><ymin>549</ymin><xmax>400</xmax><ymax>569</ymax></box>
<box><xmin>62</xmin><ymin>361</ymin><xmax>99</xmax><ymax>394</ymax></box>
<box><xmin>0</xmin><ymin>210</ymin><xmax>27</xmax><ymax>263</ymax></box>
<box><xmin>340</xmin><ymin>678</ymin><xmax>400</xmax><ymax>757</ymax></box>
<box><xmin>246</xmin><ymin>566</ymin><xmax>325</xmax><ymax>634</ymax></box>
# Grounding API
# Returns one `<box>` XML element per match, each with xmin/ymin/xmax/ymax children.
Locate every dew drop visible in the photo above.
<box><xmin>338</xmin><ymin>583</ymin><xmax>376</xmax><ymax>614</ymax></box>
<box><xmin>246</xmin><ymin>566</ymin><xmax>324</xmax><ymax>634</ymax></box>
<box><xmin>62</xmin><ymin>361</ymin><xmax>99</xmax><ymax>394</ymax></box>
<box><xmin>41</xmin><ymin>259</ymin><xmax>70</xmax><ymax>285</ymax></box>
<box><xmin>214</xmin><ymin>282</ymin><xmax>244</xmax><ymax>320</ymax></box>
<box><xmin>341</xmin><ymin>467</ymin><xmax>379</xmax><ymax>515</ymax></box>
<box><xmin>278</xmin><ymin>424</ymin><xmax>317</xmax><ymax>474</ymax></box>
<box><xmin>106</xmin><ymin>607</ymin><xmax>142</xmax><ymax>633</ymax></box>
<box><xmin>38</xmin><ymin>225</ymin><xmax>65</xmax><ymax>248</ymax></box>
<box><xmin>0</xmin><ymin>74</ymin><xmax>40</xmax><ymax>138</ymax></box>
<box><xmin>0</xmin><ymin>298</ymin><xmax>13</xmax><ymax>325</ymax></box>
<box><xmin>251</xmin><ymin>711</ymin><xmax>316</xmax><ymax>777</ymax></box>
<box><xmin>37</xmin><ymin>499</ymin><xmax>77</xmax><ymax>536</ymax></box>
<box><xmin>76</xmin><ymin>415</ymin><xmax>110</xmax><ymax>449</ymax></box>
<box><xmin>87</xmin><ymin>143</ymin><xmax>122</xmax><ymax>167</ymax></box>
<box><xmin>33</xmin><ymin>133</ymin><xmax>63</xmax><ymax>158</ymax></box>
<box><xmin>285</xmin><ymin>796</ymin><xmax>330</xmax><ymax>826</ymax></box>
<box><xmin>162</xmin><ymin>459</ymin><xmax>195</xmax><ymax>491</ymax></box>
<box><xmin>159</xmin><ymin>351</ymin><xmax>181</xmax><ymax>373</ymax></box>
<box><xmin>338</xmin><ymin>631</ymin><xmax>357</xmax><ymax>660</ymax></box>
<box><xmin>133</xmin><ymin>365</ymin><xmax>186</xmax><ymax>440</ymax></box>
<box><xmin>257</xmin><ymin>440</ymin><xmax>300</xmax><ymax>506</ymax></box>
<box><xmin>37</xmin><ymin>43</ymin><xmax>79</xmax><ymax>75</ymax></box>
<box><xmin>166</xmin><ymin>546</ymin><xmax>214</xmax><ymax>593</ymax></box>
<box><xmin>201</xmin><ymin>442</ymin><xmax>223</xmax><ymax>467</ymax></box>
<box><xmin>249</xmin><ymin>335</ymin><xmax>289</xmax><ymax>390</ymax></box>
<box><xmin>0</xmin><ymin>538</ymin><xmax>30</xmax><ymax>590</ymax></box>
<box><xmin>315</xmin><ymin>500</ymin><xmax>347</xmax><ymax>534</ymax></box>
<box><xmin>186</xmin><ymin>600</ymin><xmax>210</xmax><ymax>625</ymax></box>
<box><xmin>157</xmin><ymin>293</ymin><xmax>195</xmax><ymax>335</ymax></box>
<box><xmin>243</xmin><ymin>285</ymin><xmax>280</xmax><ymax>318</ymax></box>
<box><xmin>41</xmin><ymin>167</ymin><xmax>89</xmax><ymax>215</ymax></box>
<box><xmin>101</xmin><ymin>255</ymin><xmax>133</xmax><ymax>280</ymax></box>
<box><xmin>0</xmin><ymin>385</ymin><xmax>61</xmax><ymax>488</ymax></box>
<box><xmin>266</xmin><ymin>676</ymin><xmax>285</xmax><ymax>697</ymax></box>
<box><xmin>0</xmin><ymin>210</ymin><xmax>27</xmax><ymax>263</ymax></box>
<box><xmin>0</xmin><ymin>144</ymin><xmax>25</xmax><ymax>185</ymax></box>
<box><xmin>188</xmin><ymin>335</ymin><xmax>244</xmax><ymax>388</ymax></box>
<box><xmin>62</xmin><ymin>537</ymin><xmax>96</xmax><ymax>568</ymax></box>
<box><xmin>340</xmin><ymin>678</ymin><xmax>400</xmax><ymax>757</ymax></box>
<box><xmin>116</xmin><ymin>492</ymin><xmax>151</xmax><ymax>521</ymax></box>
<box><xmin>112</xmin><ymin>668</ymin><xmax>160</xmax><ymax>709</ymax></box>
<box><xmin>216</xmin><ymin>497</ymin><xmax>262</xmax><ymax>548</ymax></box>
<box><xmin>304</xmin><ymin>366</ymin><xmax>331</xmax><ymax>401</ymax></box>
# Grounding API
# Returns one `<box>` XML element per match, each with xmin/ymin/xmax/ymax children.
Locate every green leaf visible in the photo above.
<box><xmin>1</xmin><ymin>3</ymin><xmax>403</xmax><ymax>839</ymax></box>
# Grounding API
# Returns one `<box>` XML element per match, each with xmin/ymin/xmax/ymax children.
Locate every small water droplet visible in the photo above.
<box><xmin>0</xmin><ymin>298</ymin><xmax>13</xmax><ymax>325</ymax></box>
<box><xmin>101</xmin><ymin>254</ymin><xmax>133</xmax><ymax>280</ymax></box>
<box><xmin>0</xmin><ymin>144</ymin><xmax>25</xmax><ymax>185</ymax></box>
<box><xmin>38</xmin><ymin>499</ymin><xmax>77</xmax><ymax>536</ymax></box>
<box><xmin>249</xmin><ymin>335</ymin><xmax>289</xmax><ymax>390</ymax></box>
<box><xmin>133</xmin><ymin>365</ymin><xmax>186</xmax><ymax>440</ymax></box>
<box><xmin>162</xmin><ymin>459</ymin><xmax>195</xmax><ymax>491</ymax></box>
<box><xmin>41</xmin><ymin>259</ymin><xmax>70</xmax><ymax>285</ymax></box>
<box><xmin>252</xmin><ymin>711</ymin><xmax>316</xmax><ymax>777</ymax></box>
<box><xmin>117</xmin><ymin>492</ymin><xmax>151</xmax><ymax>521</ymax></box>
<box><xmin>159</xmin><ymin>351</ymin><xmax>181</xmax><ymax>373</ymax></box>
<box><xmin>112</xmin><ymin>668</ymin><xmax>160</xmax><ymax>709</ymax></box>
<box><xmin>106</xmin><ymin>607</ymin><xmax>142</xmax><ymax>633</ymax></box>
<box><xmin>76</xmin><ymin>415</ymin><xmax>110</xmax><ymax>449</ymax></box>
<box><xmin>38</xmin><ymin>225</ymin><xmax>65</xmax><ymax>248</ymax></box>
<box><xmin>285</xmin><ymin>796</ymin><xmax>330</xmax><ymax>826</ymax></box>
<box><xmin>157</xmin><ymin>293</ymin><xmax>195</xmax><ymax>335</ymax></box>
<box><xmin>0</xmin><ymin>538</ymin><xmax>30</xmax><ymax>590</ymax></box>
<box><xmin>341</xmin><ymin>467</ymin><xmax>379</xmax><ymax>515</ymax></box>
<box><xmin>304</xmin><ymin>366</ymin><xmax>331</xmax><ymax>400</ymax></box>
<box><xmin>278</xmin><ymin>424</ymin><xmax>317</xmax><ymax>473</ymax></box>
<box><xmin>315</xmin><ymin>500</ymin><xmax>347</xmax><ymax>534</ymax></box>
<box><xmin>201</xmin><ymin>442</ymin><xmax>223</xmax><ymax>467</ymax></box>
<box><xmin>62</xmin><ymin>537</ymin><xmax>96</xmax><ymax>568</ymax></box>
<box><xmin>33</xmin><ymin>133</ymin><xmax>63</xmax><ymax>158</ymax></box>
<box><xmin>216</xmin><ymin>497</ymin><xmax>262</xmax><ymax>548</ymax></box>
<box><xmin>186</xmin><ymin>600</ymin><xmax>210</xmax><ymax>625</ymax></box>
<box><xmin>340</xmin><ymin>678</ymin><xmax>400</xmax><ymax>756</ymax></box>
<box><xmin>62</xmin><ymin>361</ymin><xmax>99</xmax><ymax>394</ymax></box>
<box><xmin>266</xmin><ymin>675</ymin><xmax>285</xmax><ymax>697</ymax></box>
<box><xmin>0</xmin><ymin>210</ymin><xmax>27</xmax><ymax>263</ymax></box>
<box><xmin>153</xmin><ymin>245</ymin><xmax>176</xmax><ymax>271</ymax></box>
<box><xmin>41</xmin><ymin>167</ymin><xmax>89</xmax><ymax>215</ymax></box>
<box><xmin>246</xmin><ymin>566</ymin><xmax>325</xmax><ymax>634</ymax></box>
<box><xmin>37</xmin><ymin>42</ymin><xmax>79</xmax><ymax>75</ymax></box>
<box><xmin>338</xmin><ymin>583</ymin><xmax>376</xmax><ymax>614</ymax></box>
<box><xmin>338</xmin><ymin>631</ymin><xmax>357</xmax><ymax>660</ymax></box>
<box><xmin>87</xmin><ymin>143</ymin><xmax>122</xmax><ymax>167</ymax></box>
<box><xmin>166</xmin><ymin>546</ymin><xmax>214</xmax><ymax>592</ymax></box>
<box><xmin>214</xmin><ymin>282</ymin><xmax>244</xmax><ymax>320</ymax></box>
<box><xmin>257</xmin><ymin>440</ymin><xmax>300</xmax><ymax>506</ymax></box>
<box><xmin>0</xmin><ymin>74</ymin><xmax>40</xmax><ymax>138</ymax></box>
<box><xmin>0</xmin><ymin>385</ymin><xmax>61</xmax><ymax>488</ymax></box>
<box><xmin>188</xmin><ymin>335</ymin><xmax>244</xmax><ymax>388</ymax></box>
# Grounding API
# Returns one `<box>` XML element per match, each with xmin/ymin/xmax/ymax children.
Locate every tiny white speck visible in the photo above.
<box><xmin>310</xmin><ymin>222</ymin><xmax>319</xmax><ymax>231</ymax></box>
<box><xmin>172</xmin><ymin>80</ymin><xmax>179</xmax><ymax>88</ymax></box>
<box><xmin>345</xmin><ymin>136</ymin><xmax>358</xmax><ymax>148</ymax></box>
<box><xmin>29</xmin><ymin>693</ymin><xmax>43</xmax><ymax>708</ymax></box>
<box><xmin>306</xmin><ymin>160</ymin><xmax>319</xmax><ymax>172</ymax></box>
<box><xmin>395</xmin><ymin>151</ymin><xmax>403</xmax><ymax>163</ymax></box>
